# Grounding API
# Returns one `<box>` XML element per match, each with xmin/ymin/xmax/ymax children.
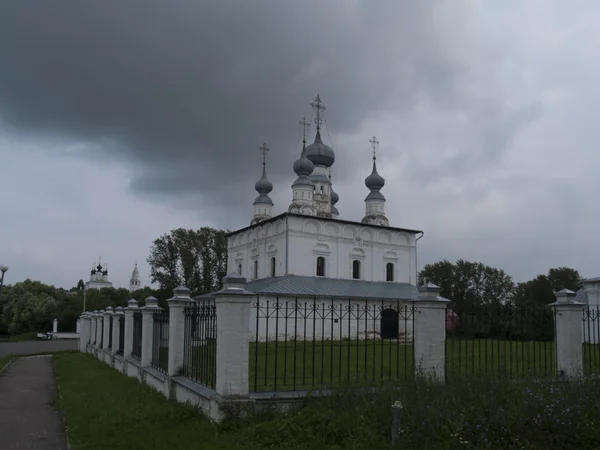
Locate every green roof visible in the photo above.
<box><xmin>243</xmin><ymin>275</ymin><xmax>418</xmax><ymax>300</ymax></box>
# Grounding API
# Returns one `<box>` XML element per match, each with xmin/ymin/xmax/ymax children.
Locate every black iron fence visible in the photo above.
<box><xmin>182</xmin><ymin>299</ymin><xmax>217</xmax><ymax>388</ymax></box>
<box><xmin>445</xmin><ymin>302</ymin><xmax>556</xmax><ymax>381</ymax></box>
<box><xmin>108</xmin><ymin>315</ymin><xmax>113</xmax><ymax>349</ymax></box>
<box><xmin>117</xmin><ymin>315</ymin><xmax>125</xmax><ymax>355</ymax></box>
<box><xmin>250</xmin><ymin>297</ymin><xmax>415</xmax><ymax>393</ymax></box>
<box><xmin>151</xmin><ymin>309</ymin><xmax>170</xmax><ymax>373</ymax></box>
<box><xmin>132</xmin><ymin>311</ymin><xmax>142</xmax><ymax>360</ymax></box>
<box><xmin>582</xmin><ymin>305</ymin><xmax>600</xmax><ymax>375</ymax></box>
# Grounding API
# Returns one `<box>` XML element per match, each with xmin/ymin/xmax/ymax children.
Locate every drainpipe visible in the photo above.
<box><xmin>415</xmin><ymin>231</ymin><xmax>424</xmax><ymax>285</ymax></box>
<box><xmin>285</xmin><ymin>214</ymin><xmax>289</xmax><ymax>275</ymax></box>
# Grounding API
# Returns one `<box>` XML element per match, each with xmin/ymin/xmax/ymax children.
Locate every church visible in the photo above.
<box><xmin>215</xmin><ymin>95</ymin><xmax>423</xmax><ymax>341</ymax></box>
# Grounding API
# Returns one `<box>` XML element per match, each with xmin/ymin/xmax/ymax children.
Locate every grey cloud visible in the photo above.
<box><xmin>0</xmin><ymin>0</ymin><xmax>512</xmax><ymax>215</ymax></box>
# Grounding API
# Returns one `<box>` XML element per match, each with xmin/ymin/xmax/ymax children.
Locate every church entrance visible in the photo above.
<box><xmin>380</xmin><ymin>308</ymin><xmax>399</xmax><ymax>339</ymax></box>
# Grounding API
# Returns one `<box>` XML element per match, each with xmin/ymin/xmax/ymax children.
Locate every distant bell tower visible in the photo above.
<box><xmin>251</xmin><ymin>143</ymin><xmax>274</xmax><ymax>225</ymax></box>
<box><xmin>129</xmin><ymin>262</ymin><xmax>141</xmax><ymax>292</ymax></box>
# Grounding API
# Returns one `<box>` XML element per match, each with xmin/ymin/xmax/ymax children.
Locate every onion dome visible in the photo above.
<box><xmin>254</xmin><ymin>166</ymin><xmax>273</xmax><ymax>195</ymax></box>
<box><xmin>365</xmin><ymin>158</ymin><xmax>385</xmax><ymax>190</ymax></box>
<box><xmin>96</xmin><ymin>263</ymin><xmax>103</xmax><ymax>272</ymax></box>
<box><xmin>293</xmin><ymin>150</ymin><xmax>314</xmax><ymax>177</ymax></box>
<box><xmin>304</xmin><ymin>131</ymin><xmax>335</xmax><ymax>167</ymax></box>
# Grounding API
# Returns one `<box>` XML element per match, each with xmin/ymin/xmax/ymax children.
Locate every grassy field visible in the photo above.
<box><xmin>54</xmin><ymin>352</ymin><xmax>600</xmax><ymax>450</ymax></box>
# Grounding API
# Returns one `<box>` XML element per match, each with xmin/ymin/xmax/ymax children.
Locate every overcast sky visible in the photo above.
<box><xmin>1</xmin><ymin>0</ymin><xmax>599</xmax><ymax>291</ymax></box>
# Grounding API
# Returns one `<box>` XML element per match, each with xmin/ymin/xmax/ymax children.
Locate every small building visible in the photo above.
<box><xmin>195</xmin><ymin>95</ymin><xmax>423</xmax><ymax>342</ymax></box>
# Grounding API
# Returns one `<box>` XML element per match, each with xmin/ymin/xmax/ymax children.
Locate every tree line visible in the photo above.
<box><xmin>0</xmin><ymin>224</ymin><xmax>589</xmax><ymax>336</ymax></box>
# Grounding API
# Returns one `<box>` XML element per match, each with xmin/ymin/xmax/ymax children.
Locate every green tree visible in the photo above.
<box><xmin>147</xmin><ymin>227</ymin><xmax>228</xmax><ymax>295</ymax></box>
<box><xmin>547</xmin><ymin>267</ymin><xmax>583</xmax><ymax>292</ymax></box>
<box><xmin>418</xmin><ymin>259</ymin><xmax>515</xmax><ymax>311</ymax></box>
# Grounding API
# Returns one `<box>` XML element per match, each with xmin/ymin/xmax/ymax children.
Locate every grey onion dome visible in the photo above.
<box><xmin>254</xmin><ymin>166</ymin><xmax>273</xmax><ymax>195</ymax></box>
<box><xmin>293</xmin><ymin>150</ymin><xmax>314</xmax><ymax>177</ymax></box>
<box><xmin>304</xmin><ymin>131</ymin><xmax>335</xmax><ymax>167</ymax></box>
<box><xmin>330</xmin><ymin>187</ymin><xmax>339</xmax><ymax>205</ymax></box>
<box><xmin>365</xmin><ymin>159</ymin><xmax>385</xmax><ymax>190</ymax></box>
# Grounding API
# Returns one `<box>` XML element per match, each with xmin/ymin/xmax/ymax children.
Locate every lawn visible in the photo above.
<box><xmin>53</xmin><ymin>353</ymin><xmax>237</xmax><ymax>450</ymax></box>
<box><xmin>53</xmin><ymin>352</ymin><xmax>600</xmax><ymax>450</ymax></box>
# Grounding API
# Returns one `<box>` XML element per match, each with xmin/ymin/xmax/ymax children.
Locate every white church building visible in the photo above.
<box><xmin>197</xmin><ymin>95</ymin><xmax>422</xmax><ymax>341</ymax></box>
<box><xmin>84</xmin><ymin>258</ymin><xmax>141</xmax><ymax>292</ymax></box>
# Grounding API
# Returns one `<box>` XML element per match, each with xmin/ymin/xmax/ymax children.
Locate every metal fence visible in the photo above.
<box><xmin>108</xmin><ymin>316</ymin><xmax>113</xmax><ymax>349</ymax></box>
<box><xmin>250</xmin><ymin>297</ymin><xmax>415</xmax><ymax>393</ymax></box>
<box><xmin>182</xmin><ymin>299</ymin><xmax>217</xmax><ymax>388</ymax></box>
<box><xmin>117</xmin><ymin>315</ymin><xmax>124</xmax><ymax>355</ymax></box>
<box><xmin>151</xmin><ymin>309</ymin><xmax>170</xmax><ymax>373</ymax></box>
<box><xmin>131</xmin><ymin>312</ymin><xmax>142</xmax><ymax>360</ymax></box>
<box><xmin>582</xmin><ymin>305</ymin><xmax>600</xmax><ymax>375</ymax></box>
<box><xmin>445</xmin><ymin>302</ymin><xmax>556</xmax><ymax>381</ymax></box>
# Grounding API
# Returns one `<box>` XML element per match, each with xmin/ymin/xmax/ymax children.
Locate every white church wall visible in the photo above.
<box><xmin>227</xmin><ymin>217</ymin><xmax>287</xmax><ymax>281</ymax></box>
<box><xmin>286</xmin><ymin>215</ymin><xmax>416</xmax><ymax>283</ymax></box>
<box><xmin>249</xmin><ymin>295</ymin><xmax>414</xmax><ymax>342</ymax></box>
<box><xmin>582</xmin><ymin>281</ymin><xmax>600</xmax><ymax>344</ymax></box>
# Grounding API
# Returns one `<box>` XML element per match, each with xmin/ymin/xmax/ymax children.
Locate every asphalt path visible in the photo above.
<box><xmin>0</xmin><ymin>356</ymin><xmax>68</xmax><ymax>449</ymax></box>
<box><xmin>0</xmin><ymin>340</ymin><xmax>78</xmax><ymax>358</ymax></box>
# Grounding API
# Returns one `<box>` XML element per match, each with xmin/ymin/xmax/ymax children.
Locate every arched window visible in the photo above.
<box><xmin>253</xmin><ymin>260</ymin><xmax>258</xmax><ymax>280</ymax></box>
<box><xmin>270</xmin><ymin>257</ymin><xmax>276</xmax><ymax>277</ymax></box>
<box><xmin>386</xmin><ymin>262</ymin><xmax>394</xmax><ymax>282</ymax></box>
<box><xmin>316</xmin><ymin>257</ymin><xmax>326</xmax><ymax>277</ymax></box>
<box><xmin>352</xmin><ymin>260</ymin><xmax>361</xmax><ymax>279</ymax></box>
<box><xmin>237</xmin><ymin>264</ymin><xmax>242</xmax><ymax>276</ymax></box>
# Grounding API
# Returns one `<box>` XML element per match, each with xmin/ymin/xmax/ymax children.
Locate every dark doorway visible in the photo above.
<box><xmin>380</xmin><ymin>308</ymin><xmax>399</xmax><ymax>339</ymax></box>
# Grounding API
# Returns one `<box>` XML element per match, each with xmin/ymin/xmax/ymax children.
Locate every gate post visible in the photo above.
<box><xmin>112</xmin><ymin>307</ymin><xmax>124</xmax><ymax>354</ymax></box>
<box><xmin>548</xmin><ymin>289</ymin><xmax>585</xmax><ymax>378</ymax></box>
<box><xmin>123</xmin><ymin>299</ymin><xmax>139</xmax><ymax>359</ymax></box>
<box><xmin>413</xmin><ymin>282</ymin><xmax>449</xmax><ymax>381</ymax></box>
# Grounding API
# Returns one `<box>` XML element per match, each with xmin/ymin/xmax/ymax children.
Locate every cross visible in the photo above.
<box><xmin>310</xmin><ymin>94</ymin><xmax>326</xmax><ymax>130</ymax></box>
<box><xmin>259</xmin><ymin>143</ymin><xmax>269</xmax><ymax>167</ymax></box>
<box><xmin>299</xmin><ymin>116</ymin><xmax>310</xmax><ymax>143</ymax></box>
<box><xmin>369</xmin><ymin>136</ymin><xmax>379</xmax><ymax>160</ymax></box>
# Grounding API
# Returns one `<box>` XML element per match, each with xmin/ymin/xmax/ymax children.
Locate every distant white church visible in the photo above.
<box><xmin>84</xmin><ymin>258</ymin><xmax>141</xmax><ymax>292</ymax></box>
<box><xmin>196</xmin><ymin>95</ymin><xmax>422</xmax><ymax>341</ymax></box>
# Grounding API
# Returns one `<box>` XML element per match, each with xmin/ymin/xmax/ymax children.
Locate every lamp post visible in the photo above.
<box><xmin>0</xmin><ymin>265</ymin><xmax>8</xmax><ymax>301</ymax></box>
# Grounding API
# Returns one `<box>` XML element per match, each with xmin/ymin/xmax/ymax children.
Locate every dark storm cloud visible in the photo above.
<box><xmin>0</xmin><ymin>1</ymin><xmax>512</xmax><ymax>211</ymax></box>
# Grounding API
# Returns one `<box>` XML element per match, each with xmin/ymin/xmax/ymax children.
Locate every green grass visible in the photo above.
<box><xmin>53</xmin><ymin>352</ymin><xmax>600</xmax><ymax>449</ymax></box>
<box><xmin>0</xmin><ymin>354</ymin><xmax>16</xmax><ymax>373</ymax></box>
<box><xmin>53</xmin><ymin>352</ymin><xmax>239</xmax><ymax>450</ymax></box>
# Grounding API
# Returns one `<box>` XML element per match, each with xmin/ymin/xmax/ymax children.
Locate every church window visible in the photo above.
<box><xmin>237</xmin><ymin>264</ymin><xmax>242</xmax><ymax>276</ymax></box>
<box><xmin>386</xmin><ymin>262</ymin><xmax>394</xmax><ymax>282</ymax></box>
<box><xmin>253</xmin><ymin>260</ymin><xmax>258</xmax><ymax>280</ymax></box>
<box><xmin>270</xmin><ymin>257</ymin><xmax>276</xmax><ymax>277</ymax></box>
<box><xmin>316</xmin><ymin>257</ymin><xmax>326</xmax><ymax>277</ymax></box>
<box><xmin>352</xmin><ymin>260</ymin><xmax>361</xmax><ymax>279</ymax></box>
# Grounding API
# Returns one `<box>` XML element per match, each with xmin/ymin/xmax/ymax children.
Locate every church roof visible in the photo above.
<box><xmin>226</xmin><ymin>212</ymin><xmax>423</xmax><ymax>238</ymax></box>
<box><xmin>194</xmin><ymin>275</ymin><xmax>418</xmax><ymax>300</ymax></box>
<box><xmin>582</xmin><ymin>277</ymin><xmax>600</xmax><ymax>284</ymax></box>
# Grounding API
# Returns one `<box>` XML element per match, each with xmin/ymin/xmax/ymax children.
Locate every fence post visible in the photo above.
<box><xmin>90</xmin><ymin>311</ymin><xmax>97</xmax><ymax>347</ymax></box>
<box><xmin>167</xmin><ymin>287</ymin><xmax>192</xmax><ymax>377</ymax></box>
<box><xmin>103</xmin><ymin>307</ymin><xmax>113</xmax><ymax>351</ymax></box>
<box><xmin>95</xmin><ymin>310</ymin><xmax>104</xmax><ymax>349</ymax></box>
<box><xmin>124</xmin><ymin>299</ymin><xmax>139</xmax><ymax>359</ymax></box>
<box><xmin>112</xmin><ymin>307</ymin><xmax>124</xmax><ymax>354</ymax></box>
<box><xmin>549</xmin><ymin>289</ymin><xmax>585</xmax><ymax>378</ymax></box>
<box><xmin>214</xmin><ymin>273</ymin><xmax>254</xmax><ymax>398</ymax></box>
<box><xmin>79</xmin><ymin>313</ymin><xmax>91</xmax><ymax>352</ymax></box>
<box><xmin>141</xmin><ymin>296</ymin><xmax>160</xmax><ymax>367</ymax></box>
<box><xmin>413</xmin><ymin>282</ymin><xmax>449</xmax><ymax>381</ymax></box>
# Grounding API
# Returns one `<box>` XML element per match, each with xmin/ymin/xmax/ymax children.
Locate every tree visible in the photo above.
<box><xmin>547</xmin><ymin>267</ymin><xmax>583</xmax><ymax>292</ymax></box>
<box><xmin>147</xmin><ymin>227</ymin><xmax>228</xmax><ymax>295</ymax></box>
<box><xmin>418</xmin><ymin>259</ymin><xmax>515</xmax><ymax>311</ymax></box>
<box><xmin>512</xmin><ymin>267</ymin><xmax>583</xmax><ymax>309</ymax></box>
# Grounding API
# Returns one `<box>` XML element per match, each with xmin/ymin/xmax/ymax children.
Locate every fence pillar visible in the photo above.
<box><xmin>413</xmin><ymin>282</ymin><xmax>449</xmax><ymax>381</ymax></box>
<box><xmin>112</xmin><ymin>307</ymin><xmax>124</xmax><ymax>354</ymax></box>
<box><xmin>52</xmin><ymin>318</ymin><xmax>58</xmax><ymax>334</ymax></box>
<box><xmin>141</xmin><ymin>296</ymin><xmax>160</xmax><ymax>367</ymax></box>
<box><xmin>90</xmin><ymin>312</ymin><xmax>97</xmax><ymax>346</ymax></box>
<box><xmin>103</xmin><ymin>307</ymin><xmax>113</xmax><ymax>351</ymax></box>
<box><xmin>76</xmin><ymin>318</ymin><xmax>81</xmax><ymax>334</ymax></box>
<box><xmin>95</xmin><ymin>310</ymin><xmax>104</xmax><ymax>348</ymax></box>
<box><xmin>167</xmin><ymin>287</ymin><xmax>192</xmax><ymax>377</ymax></box>
<box><xmin>124</xmin><ymin>299</ymin><xmax>139</xmax><ymax>359</ymax></box>
<box><xmin>549</xmin><ymin>289</ymin><xmax>585</xmax><ymax>378</ymax></box>
<box><xmin>79</xmin><ymin>314</ymin><xmax>91</xmax><ymax>352</ymax></box>
<box><xmin>214</xmin><ymin>273</ymin><xmax>254</xmax><ymax>398</ymax></box>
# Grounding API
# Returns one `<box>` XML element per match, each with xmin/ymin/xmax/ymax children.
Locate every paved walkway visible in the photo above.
<box><xmin>0</xmin><ymin>356</ymin><xmax>68</xmax><ymax>449</ymax></box>
<box><xmin>0</xmin><ymin>340</ymin><xmax>78</xmax><ymax>358</ymax></box>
